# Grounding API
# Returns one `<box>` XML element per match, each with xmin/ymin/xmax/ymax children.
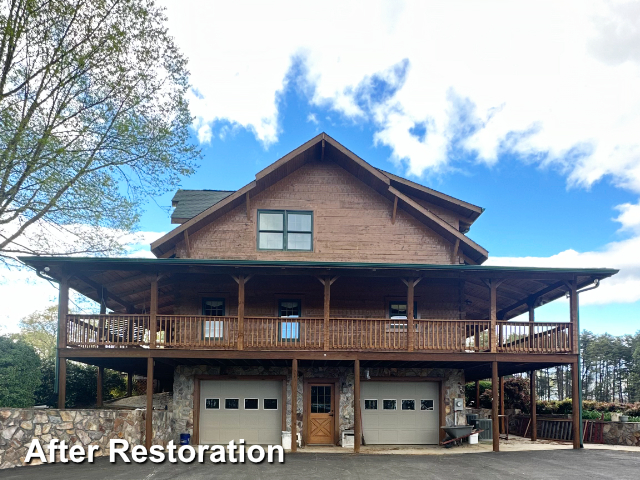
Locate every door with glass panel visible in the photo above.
<box><xmin>307</xmin><ymin>383</ymin><xmax>334</xmax><ymax>444</ymax></box>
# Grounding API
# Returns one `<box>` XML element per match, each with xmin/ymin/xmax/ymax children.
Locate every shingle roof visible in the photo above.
<box><xmin>171</xmin><ymin>189</ymin><xmax>234</xmax><ymax>223</ymax></box>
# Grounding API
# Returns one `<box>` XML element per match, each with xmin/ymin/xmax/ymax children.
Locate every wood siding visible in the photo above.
<box><xmin>176</xmin><ymin>161</ymin><xmax>457</xmax><ymax>263</ymax></box>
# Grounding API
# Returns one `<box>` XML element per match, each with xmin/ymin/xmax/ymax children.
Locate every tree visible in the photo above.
<box><xmin>0</xmin><ymin>335</ymin><xmax>41</xmax><ymax>407</ymax></box>
<box><xmin>13</xmin><ymin>305</ymin><xmax>57</xmax><ymax>358</ymax></box>
<box><xmin>0</xmin><ymin>0</ymin><xmax>199</xmax><ymax>261</ymax></box>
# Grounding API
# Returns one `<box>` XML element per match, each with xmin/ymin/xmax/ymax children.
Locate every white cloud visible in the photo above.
<box><xmin>161</xmin><ymin>0</ymin><xmax>640</xmax><ymax>194</ymax></box>
<box><xmin>614</xmin><ymin>200</ymin><xmax>640</xmax><ymax>233</ymax></box>
<box><xmin>486</xmin><ymin>235</ymin><xmax>640</xmax><ymax>306</ymax></box>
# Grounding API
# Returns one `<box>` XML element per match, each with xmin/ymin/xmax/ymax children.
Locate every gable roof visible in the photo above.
<box><xmin>151</xmin><ymin>133</ymin><xmax>489</xmax><ymax>263</ymax></box>
<box><xmin>171</xmin><ymin>190</ymin><xmax>234</xmax><ymax>223</ymax></box>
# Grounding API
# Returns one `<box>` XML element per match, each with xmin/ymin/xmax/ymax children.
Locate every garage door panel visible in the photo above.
<box><xmin>200</xmin><ymin>380</ymin><xmax>281</xmax><ymax>445</ymax></box>
<box><xmin>361</xmin><ymin>382</ymin><xmax>439</xmax><ymax>445</ymax></box>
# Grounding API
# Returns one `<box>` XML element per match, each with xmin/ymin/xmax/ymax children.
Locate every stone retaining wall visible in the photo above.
<box><xmin>0</xmin><ymin>408</ymin><xmax>173</xmax><ymax>469</ymax></box>
<box><xmin>602</xmin><ymin>421</ymin><xmax>640</xmax><ymax>446</ymax></box>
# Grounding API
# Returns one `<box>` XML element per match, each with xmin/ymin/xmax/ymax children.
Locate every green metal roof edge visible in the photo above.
<box><xmin>17</xmin><ymin>255</ymin><xmax>619</xmax><ymax>276</ymax></box>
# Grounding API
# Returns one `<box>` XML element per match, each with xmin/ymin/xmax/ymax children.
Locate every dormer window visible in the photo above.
<box><xmin>258</xmin><ymin>210</ymin><xmax>313</xmax><ymax>251</ymax></box>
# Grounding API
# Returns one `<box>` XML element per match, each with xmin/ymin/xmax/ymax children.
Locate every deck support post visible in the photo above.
<box><xmin>354</xmin><ymin>358</ymin><xmax>361</xmax><ymax>453</ymax></box>
<box><xmin>571</xmin><ymin>360</ymin><xmax>581</xmax><ymax>449</ymax></box>
<box><xmin>324</xmin><ymin>276</ymin><xmax>330</xmax><ymax>351</ymax></box>
<box><xmin>145</xmin><ymin>357</ymin><xmax>154</xmax><ymax>450</ymax></box>
<box><xmin>475</xmin><ymin>380</ymin><xmax>480</xmax><ymax>408</ymax></box>
<box><xmin>568</xmin><ymin>277</ymin><xmax>578</xmax><ymax>355</ymax></box>
<box><xmin>57</xmin><ymin>275</ymin><xmax>69</xmax><ymax>409</ymax></box>
<box><xmin>407</xmin><ymin>278</ymin><xmax>415</xmax><ymax>352</ymax></box>
<box><xmin>96</xmin><ymin>366</ymin><xmax>103</xmax><ymax>407</ymax></box>
<box><xmin>127</xmin><ymin>372</ymin><xmax>133</xmax><ymax>397</ymax></box>
<box><xmin>291</xmin><ymin>358</ymin><xmax>298</xmax><ymax>452</ymax></box>
<box><xmin>238</xmin><ymin>275</ymin><xmax>245</xmax><ymax>350</ymax></box>
<box><xmin>499</xmin><ymin>376</ymin><xmax>505</xmax><ymax>434</ymax></box>
<box><xmin>489</xmin><ymin>280</ymin><xmax>498</xmax><ymax>353</ymax></box>
<box><xmin>530</xmin><ymin>370</ymin><xmax>537</xmax><ymax>441</ymax></box>
<box><xmin>150</xmin><ymin>277</ymin><xmax>158</xmax><ymax>349</ymax></box>
<box><xmin>492</xmin><ymin>361</ymin><xmax>499</xmax><ymax>452</ymax></box>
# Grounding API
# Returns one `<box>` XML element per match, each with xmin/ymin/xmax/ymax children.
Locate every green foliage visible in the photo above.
<box><xmin>0</xmin><ymin>336</ymin><xmax>42</xmax><ymax>407</ymax></box>
<box><xmin>464</xmin><ymin>380</ymin><xmax>492</xmax><ymax>407</ymax></box>
<box><xmin>0</xmin><ymin>0</ymin><xmax>199</xmax><ymax>260</ymax></box>
<box><xmin>12</xmin><ymin>306</ymin><xmax>58</xmax><ymax>358</ymax></box>
<box><xmin>36</xmin><ymin>359</ymin><xmax>126</xmax><ymax>408</ymax></box>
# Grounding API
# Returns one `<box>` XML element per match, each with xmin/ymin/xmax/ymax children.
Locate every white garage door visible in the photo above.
<box><xmin>199</xmin><ymin>379</ymin><xmax>282</xmax><ymax>445</ymax></box>
<box><xmin>360</xmin><ymin>381</ymin><xmax>439</xmax><ymax>444</ymax></box>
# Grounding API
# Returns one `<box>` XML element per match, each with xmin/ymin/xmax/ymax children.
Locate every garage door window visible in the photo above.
<box><xmin>383</xmin><ymin>399</ymin><xmax>397</xmax><ymax>410</ymax></box>
<box><xmin>263</xmin><ymin>399</ymin><xmax>278</xmax><ymax>410</ymax></box>
<box><xmin>401</xmin><ymin>399</ymin><xmax>415</xmax><ymax>411</ymax></box>
<box><xmin>364</xmin><ymin>399</ymin><xmax>378</xmax><ymax>410</ymax></box>
<box><xmin>244</xmin><ymin>398</ymin><xmax>259</xmax><ymax>410</ymax></box>
<box><xmin>421</xmin><ymin>399</ymin><xmax>434</xmax><ymax>411</ymax></box>
<box><xmin>205</xmin><ymin>398</ymin><xmax>219</xmax><ymax>409</ymax></box>
<box><xmin>225</xmin><ymin>398</ymin><xmax>239</xmax><ymax>409</ymax></box>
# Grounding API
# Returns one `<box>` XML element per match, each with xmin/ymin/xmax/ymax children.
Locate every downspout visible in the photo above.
<box><xmin>35</xmin><ymin>268</ymin><xmax>61</xmax><ymax>395</ymax></box>
<box><xmin>568</xmin><ymin>278</ymin><xmax>600</xmax><ymax>448</ymax></box>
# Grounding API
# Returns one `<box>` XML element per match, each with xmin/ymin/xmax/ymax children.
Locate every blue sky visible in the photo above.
<box><xmin>2</xmin><ymin>1</ymin><xmax>640</xmax><ymax>336</ymax></box>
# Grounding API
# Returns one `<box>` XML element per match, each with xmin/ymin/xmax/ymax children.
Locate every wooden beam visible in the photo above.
<box><xmin>291</xmin><ymin>359</ymin><xmax>298</xmax><ymax>452</ymax></box>
<box><xmin>238</xmin><ymin>275</ymin><xmax>245</xmax><ymax>350</ymax></box>
<box><xmin>407</xmin><ymin>278</ymin><xmax>415</xmax><ymax>352</ymax></box>
<box><xmin>490</xmin><ymin>280</ymin><xmax>498</xmax><ymax>353</ymax></box>
<box><xmin>246</xmin><ymin>192</ymin><xmax>251</xmax><ymax>220</ymax></box>
<box><xmin>58</xmin><ymin>359</ymin><xmax>66</xmax><ymax>409</ymax></box>
<box><xmin>76</xmin><ymin>274</ymin><xmax>135</xmax><ymax>311</ymax></box>
<box><xmin>127</xmin><ymin>372</ymin><xmax>133</xmax><ymax>397</ymax></box>
<box><xmin>451</xmin><ymin>238</ymin><xmax>460</xmax><ymax>264</ymax></box>
<box><xmin>321</xmin><ymin>139</ymin><xmax>325</xmax><ymax>161</ymax></box>
<box><xmin>354</xmin><ymin>358</ymin><xmax>361</xmax><ymax>453</ymax></box>
<box><xmin>324</xmin><ymin>276</ymin><xmax>330</xmax><ymax>351</ymax></box>
<box><xmin>530</xmin><ymin>371</ymin><xmax>537</xmax><ymax>441</ymax></box>
<box><xmin>528</xmin><ymin>301</ymin><xmax>535</xmax><ymax>350</ymax></box>
<box><xmin>103</xmin><ymin>273</ymin><xmax>152</xmax><ymax>289</ymax></box>
<box><xmin>492</xmin><ymin>361</ymin><xmax>499</xmax><ymax>452</ymax></box>
<box><xmin>183</xmin><ymin>230</ymin><xmax>191</xmax><ymax>259</ymax></box>
<box><xmin>150</xmin><ymin>277</ymin><xmax>158</xmax><ymax>349</ymax></box>
<box><xmin>145</xmin><ymin>357</ymin><xmax>154</xmax><ymax>450</ymax></box>
<box><xmin>497</xmin><ymin>280</ymin><xmax>567</xmax><ymax>319</ymax></box>
<box><xmin>475</xmin><ymin>379</ymin><xmax>480</xmax><ymax>408</ymax></box>
<box><xmin>499</xmin><ymin>376</ymin><xmax>505</xmax><ymax>434</ymax></box>
<box><xmin>569</xmin><ymin>278</ymin><xmax>578</xmax><ymax>354</ymax></box>
<box><xmin>58</xmin><ymin>276</ymin><xmax>69</xmax><ymax>349</ymax></box>
<box><xmin>391</xmin><ymin>195</ymin><xmax>398</xmax><ymax>225</ymax></box>
<box><xmin>97</xmin><ymin>366</ymin><xmax>104</xmax><ymax>407</ymax></box>
<box><xmin>571</xmin><ymin>360</ymin><xmax>580</xmax><ymax>449</ymax></box>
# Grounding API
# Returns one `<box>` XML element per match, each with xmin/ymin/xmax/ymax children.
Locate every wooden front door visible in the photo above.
<box><xmin>308</xmin><ymin>384</ymin><xmax>335</xmax><ymax>444</ymax></box>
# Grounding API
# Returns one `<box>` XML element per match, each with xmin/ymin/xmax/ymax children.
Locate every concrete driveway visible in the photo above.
<box><xmin>2</xmin><ymin>449</ymin><xmax>639</xmax><ymax>479</ymax></box>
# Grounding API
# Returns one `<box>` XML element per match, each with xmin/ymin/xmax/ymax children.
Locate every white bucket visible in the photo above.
<box><xmin>469</xmin><ymin>433</ymin><xmax>479</xmax><ymax>445</ymax></box>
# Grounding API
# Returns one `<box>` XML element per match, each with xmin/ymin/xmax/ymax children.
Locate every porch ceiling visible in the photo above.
<box><xmin>20</xmin><ymin>256</ymin><xmax>617</xmax><ymax>320</ymax></box>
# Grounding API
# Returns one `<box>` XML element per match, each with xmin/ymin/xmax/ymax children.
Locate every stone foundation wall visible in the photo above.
<box><xmin>602</xmin><ymin>422</ymin><xmax>640</xmax><ymax>446</ymax></box>
<box><xmin>172</xmin><ymin>365</ymin><xmax>466</xmax><ymax>444</ymax></box>
<box><xmin>0</xmin><ymin>408</ymin><xmax>173</xmax><ymax>469</ymax></box>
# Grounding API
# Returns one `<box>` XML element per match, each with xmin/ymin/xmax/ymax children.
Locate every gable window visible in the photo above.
<box><xmin>202</xmin><ymin>298</ymin><xmax>225</xmax><ymax>339</ymax></box>
<box><xmin>258</xmin><ymin>210</ymin><xmax>312</xmax><ymax>251</ymax></box>
<box><xmin>279</xmin><ymin>299</ymin><xmax>300</xmax><ymax>341</ymax></box>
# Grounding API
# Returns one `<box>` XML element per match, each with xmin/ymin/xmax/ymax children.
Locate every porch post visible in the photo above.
<box><xmin>57</xmin><ymin>276</ymin><xmax>69</xmax><ymax>409</ymax></box>
<box><xmin>407</xmin><ymin>278</ymin><xmax>414</xmax><ymax>352</ymax></box>
<box><xmin>492</xmin><ymin>361</ymin><xmax>499</xmax><ymax>452</ymax></box>
<box><xmin>150</xmin><ymin>277</ymin><xmax>158</xmax><ymax>349</ymax></box>
<box><xmin>96</xmin><ymin>366</ymin><xmax>103</xmax><ymax>407</ymax></box>
<box><xmin>528</xmin><ymin>300</ymin><xmax>535</xmax><ymax>351</ymax></box>
<box><xmin>238</xmin><ymin>275</ymin><xmax>245</xmax><ymax>350</ymax></box>
<box><xmin>499</xmin><ymin>376</ymin><xmax>505</xmax><ymax>434</ymax></box>
<box><xmin>530</xmin><ymin>370</ymin><xmax>537</xmax><ymax>441</ymax></box>
<box><xmin>571</xmin><ymin>360</ymin><xmax>580</xmax><ymax>449</ymax></box>
<box><xmin>489</xmin><ymin>280</ymin><xmax>498</xmax><ymax>353</ymax></box>
<box><xmin>98</xmin><ymin>288</ymin><xmax>107</xmax><ymax>344</ymax></box>
<box><xmin>475</xmin><ymin>380</ymin><xmax>480</xmax><ymax>408</ymax></box>
<box><xmin>291</xmin><ymin>358</ymin><xmax>298</xmax><ymax>452</ymax></box>
<box><xmin>569</xmin><ymin>277</ymin><xmax>578</xmax><ymax>354</ymax></box>
<box><xmin>127</xmin><ymin>372</ymin><xmax>133</xmax><ymax>397</ymax></box>
<box><xmin>145</xmin><ymin>357</ymin><xmax>154</xmax><ymax>450</ymax></box>
<box><xmin>354</xmin><ymin>358</ymin><xmax>361</xmax><ymax>453</ymax></box>
<box><xmin>324</xmin><ymin>277</ymin><xmax>330</xmax><ymax>351</ymax></box>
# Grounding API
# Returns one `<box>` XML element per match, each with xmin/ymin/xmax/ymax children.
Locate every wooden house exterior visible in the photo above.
<box><xmin>21</xmin><ymin>133</ymin><xmax>617</xmax><ymax>452</ymax></box>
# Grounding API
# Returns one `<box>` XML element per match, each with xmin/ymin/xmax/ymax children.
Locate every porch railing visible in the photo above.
<box><xmin>65</xmin><ymin>314</ymin><xmax>572</xmax><ymax>354</ymax></box>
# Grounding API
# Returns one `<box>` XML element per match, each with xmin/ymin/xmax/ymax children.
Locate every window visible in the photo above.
<box><xmin>202</xmin><ymin>298</ymin><xmax>225</xmax><ymax>339</ymax></box>
<box><xmin>389</xmin><ymin>301</ymin><xmax>418</xmax><ymax>319</ymax></box>
<box><xmin>401</xmin><ymin>399</ymin><xmax>415</xmax><ymax>411</ymax></box>
<box><xmin>244</xmin><ymin>398</ymin><xmax>259</xmax><ymax>410</ymax></box>
<box><xmin>263</xmin><ymin>399</ymin><xmax>278</xmax><ymax>410</ymax></box>
<box><xmin>225</xmin><ymin>398</ymin><xmax>239</xmax><ymax>409</ymax></box>
<box><xmin>364</xmin><ymin>399</ymin><xmax>378</xmax><ymax>410</ymax></box>
<box><xmin>279</xmin><ymin>299</ymin><xmax>300</xmax><ymax>341</ymax></box>
<box><xmin>421</xmin><ymin>399</ymin><xmax>434</xmax><ymax>411</ymax></box>
<box><xmin>205</xmin><ymin>398</ymin><xmax>219</xmax><ymax>409</ymax></box>
<box><xmin>383</xmin><ymin>399</ymin><xmax>397</xmax><ymax>410</ymax></box>
<box><xmin>258</xmin><ymin>210</ymin><xmax>312</xmax><ymax>251</ymax></box>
